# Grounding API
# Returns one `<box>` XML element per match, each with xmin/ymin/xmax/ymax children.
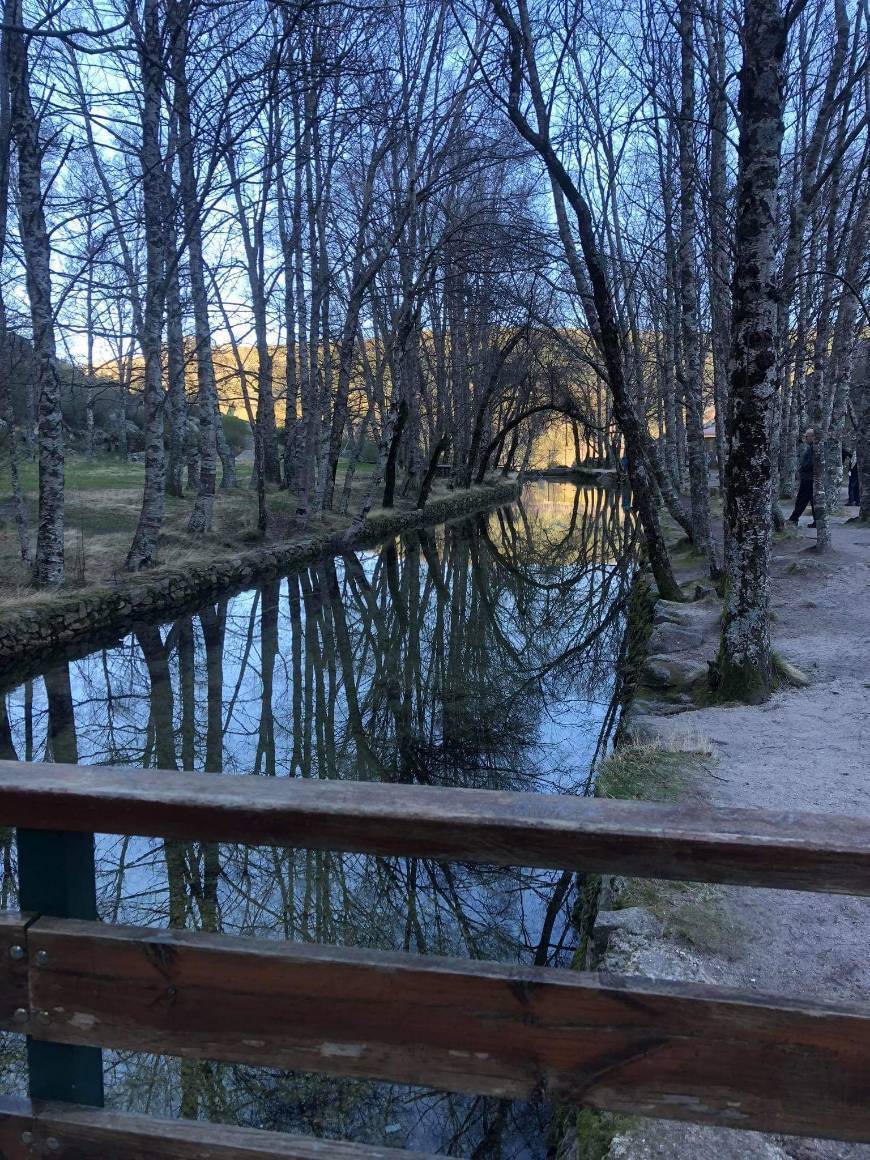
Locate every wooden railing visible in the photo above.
<box><xmin>2</xmin><ymin>758</ymin><xmax>869</xmax><ymax>1156</ymax></box>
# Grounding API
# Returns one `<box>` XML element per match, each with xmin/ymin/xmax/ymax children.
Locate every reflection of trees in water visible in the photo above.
<box><xmin>0</xmin><ymin>485</ymin><xmax>635</xmax><ymax>1157</ymax></box>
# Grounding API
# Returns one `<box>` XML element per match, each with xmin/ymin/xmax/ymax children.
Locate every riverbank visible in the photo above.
<box><xmin>0</xmin><ymin>476</ymin><xmax>520</xmax><ymax>680</ymax></box>
<box><xmin>574</xmin><ymin>504</ymin><xmax>870</xmax><ymax>1158</ymax></box>
<box><xmin>527</xmin><ymin>465</ymin><xmax>620</xmax><ymax>486</ymax></box>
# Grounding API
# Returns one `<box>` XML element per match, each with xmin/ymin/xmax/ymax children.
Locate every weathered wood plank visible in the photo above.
<box><xmin>0</xmin><ymin>1096</ymin><xmax>441</xmax><ymax>1158</ymax></box>
<box><xmin>0</xmin><ymin>1096</ymin><xmax>37</xmax><ymax>1158</ymax></box>
<box><xmin>2</xmin><ymin>760</ymin><xmax>870</xmax><ymax>892</ymax></box>
<box><xmin>0</xmin><ymin>912</ymin><xmax>32</xmax><ymax>1032</ymax></box>
<box><xmin>24</xmin><ymin>918</ymin><xmax>870</xmax><ymax>1142</ymax></box>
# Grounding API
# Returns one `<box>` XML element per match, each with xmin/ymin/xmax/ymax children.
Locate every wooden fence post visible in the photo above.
<box><xmin>17</xmin><ymin>829</ymin><xmax>104</xmax><ymax>1105</ymax></box>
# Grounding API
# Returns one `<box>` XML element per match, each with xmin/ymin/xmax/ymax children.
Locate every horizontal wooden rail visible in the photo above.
<box><xmin>0</xmin><ymin>1096</ymin><xmax>440</xmax><ymax>1158</ymax></box>
<box><xmin>5</xmin><ymin>916</ymin><xmax>870</xmax><ymax>1142</ymax></box>
<box><xmin>2</xmin><ymin>759</ymin><xmax>870</xmax><ymax>893</ymax></box>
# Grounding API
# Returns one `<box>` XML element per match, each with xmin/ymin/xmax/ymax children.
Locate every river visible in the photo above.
<box><xmin>0</xmin><ymin>480</ymin><xmax>637</xmax><ymax>1157</ymax></box>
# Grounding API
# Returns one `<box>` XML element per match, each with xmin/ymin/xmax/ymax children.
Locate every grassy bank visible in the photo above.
<box><xmin>0</xmin><ymin>452</ymin><xmax>488</xmax><ymax>606</ymax></box>
<box><xmin>0</xmin><ymin>461</ymin><xmax>520</xmax><ymax>677</ymax></box>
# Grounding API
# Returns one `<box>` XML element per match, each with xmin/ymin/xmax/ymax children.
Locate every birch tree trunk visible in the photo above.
<box><xmin>854</xmin><ymin>341</ymin><xmax>870</xmax><ymax>522</ymax></box>
<box><xmin>0</xmin><ymin>18</ymin><xmax>28</xmax><ymax>563</ymax></box>
<box><xmin>169</xmin><ymin>0</ymin><xmax>226</xmax><ymax>534</ymax></box>
<box><xmin>771</xmin><ymin>0</ymin><xmax>849</xmax><ymax>509</ymax></box>
<box><xmin>718</xmin><ymin>0</ymin><xmax>786</xmax><ymax>702</ymax></box>
<box><xmin>826</xmin><ymin>196</ymin><xmax>868</xmax><ymax>501</ymax></box>
<box><xmin>676</xmin><ymin>0</ymin><xmax>715</xmax><ymax>574</ymax></box>
<box><xmin>224</xmin><ymin>130</ymin><xmax>280</xmax><ymax>486</ymax></box>
<box><xmin>704</xmin><ymin>0</ymin><xmax>731</xmax><ymax>494</ymax></box>
<box><xmin>6</xmin><ymin>0</ymin><xmax>64</xmax><ymax>586</ymax></box>
<box><xmin>84</xmin><ymin>207</ymin><xmax>97</xmax><ymax>460</ymax></box>
<box><xmin>806</xmin><ymin>200</ymin><xmax>841</xmax><ymax>554</ymax></box>
<box><xmin>275</xmin><ymin>92</ymin><xmax>300</xmax><ymax>490</ymax></box>
<box><xmin>165</xmin><ymin>226</ymin><xmax>187</xmax><ymax>498</ymax></box>
<box><xmin>125</xmin><ymin>0</ymin><xmax>168</xmax><ymax>571</ymax></box>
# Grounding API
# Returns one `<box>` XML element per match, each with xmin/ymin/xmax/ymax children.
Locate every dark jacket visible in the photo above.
<box><xmin>799</xmin><ymin>445</ymin><xmax>814</xmax><ymax>481</ymax></box>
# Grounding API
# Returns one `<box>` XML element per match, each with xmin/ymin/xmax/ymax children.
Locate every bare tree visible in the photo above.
<box><xmin>488</xmin><ymin>0</ymin><xmax>684</xmax><ymax>600</ymax></box>
<box><xmin>5</xmin><ymin>0</ymin><xmax>65</xmax><ymax>585</ymax></box>
<box><xmin>125</xmin><ymin>0</ymin><xmax>170</xmax><ymax>570</ymax></box>
<box><xmin>717</xmin><ymin>0</ymin><xmax>791</xmax><ymax>702</ymax></box>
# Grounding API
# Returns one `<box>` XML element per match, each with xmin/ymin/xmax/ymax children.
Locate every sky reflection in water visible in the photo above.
<box><xmin>0</xmin><ymin>481</ymin><xmax>637</xmax><ymax>1158</ymax></box>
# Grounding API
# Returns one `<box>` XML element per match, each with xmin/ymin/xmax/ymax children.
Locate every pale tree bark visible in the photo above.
<box><xmin>703</xmin><ymin>0</ymin><xmax>731</xmax><ymax>493</ymax></box>
<box><xmin>318</xmin><ymin>136</ymin><xmax>411</xmax><ymax>513</ymax></box>
<box><xmin>771</xmin><ymin>0</ymin><xmax>850</xmax><ymax>510</ymax></box>
<box><xmin>125</xmin><ymin>0</ymin><xmax>168</xmax><ymax>571</ymax></box>
<box><xmin>224</xmin><ymin>122</ymin><xmax>281</xmax><ymax>486</ymax></box>
<box><xmin>168</xmin><ymin>0</ymin><xmax>231</xmax><ymax>537</ymax></box>
<box><xmin>6</xmin><ymin>0</ymin><xmax>64</xmax><ymax>586</ymax></box>
<box><xmin>83</xmin><ymin>203</ymin><xmax>98</xmax><ymax>460</ymax></box>
<box><xmin>642</xmin><ymin>114</ymin><xmax>694</xmax><ymax>538</ymax></box>
<box><xmin>806</xmin><ymin>169</ymin><xmax>844</xmax><ymax>553</ymax></box>
<box><xmin>718</xmin><ymin>0</ymin><xmax>788</xmax><ymax>702</ymax></box>
<box><xmin>779</xmin><ymin>259</ymin><xmax>810</xmax><ymax>496</ymax></box>
<box><xmin>339</xmin><ymin>329</ymin><xmax>380</xmax><ymax>512</ymax></box>
<box><xmin>654</xmin><ymin>122</ymin><xmax>684</xmax><ymax>490</ymax></box>
<box><xmin>0</xmin><ymin>17</ymin><xmax>28</xmax><ymax>563</ymax></box>
<box><xmin>343</xmin><ymin>397</ymin><xmax>404</xmax><ymax>540</ymax></box>
<box><xmin>293</xmin><ymin>53</ymin><xmax>328</xmax><ymax>522</ymax></box>
<box><xmin>854</xmin><ymin>341</ymin><xmax>870</xmax><ymax>521</ymax></box>
<box><xmin>274</xmin><ymin>83</ymin><xmax>300</xmax><ymax>489</ymax></box>
<box><xmin>826</xmin><ymin>190</ymin><xmax>868</xmax><ymax>499</ymax></box>
<box><xmin>165</xmin><ymin>218</ymin><xmax>187</xmax><ymax>498</ymax></box>
<box><xmin>341</xmin><ymin>403</ymin><xmax>374</xmax><ymax>512</ymax></box>
<box><xmin>676</xmin><ymin>0</ymin><xmax>716</xmax><ymax>575</ymax></box>
<box><xmin>208</xmin><ymin>279</ymin><xmax>268</xmax><ymax>532</ymax></box>
<box><xmin>0</xmin><ymin>366</ymin><xmax>28</xmax><ymax>563</ymax></box>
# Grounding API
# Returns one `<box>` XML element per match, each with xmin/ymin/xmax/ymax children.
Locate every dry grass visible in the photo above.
<box><xmin>595</xmin><ymin>733</ymin><xmax>713</xmax><ymax>802</ymax></box>
<box><xmin>0</xmin><ymin>454</ymin><xmax>364</xmax><ymax>600</ymax></box>
<box><xmin>596</xmin><ymin>736</ymin><xmax>742</xmax><ymax>955</ymax></box>
<box><xmin>562</xmin><ymin>737</ymin><xmax>727</xmax><ymax>1155</ymax></box>
<box><xmin>0</xmin><ymin>453</ymin><xmax>476</xmax><ymax>605</ymax></box>
<box><xmin>617</xmin><ymin>876</ymin><xmax>743</xmax><ymax>954</ymax></box>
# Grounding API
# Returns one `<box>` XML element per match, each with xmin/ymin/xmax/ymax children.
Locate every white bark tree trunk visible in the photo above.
<box><xmin>718</xmin><ymin>0</ymin><xmax>787</xmax><ymax>702</ymax></box>
<box><xmin>168</xmin><ymin>0</ymin><xmax>231</xmax><ymax>535</ymax></box>
<box><xmin>677</xmin><ymin>0</ymin><xmax>716</xmax><ymax>574</ymax></box>
<box><xmin>854</xmin><ymin>341</ymin><xmax>870</xmax><ymax>521</ymax></box>
<box><xmin>6</xmin><ymin>0</ymin><xmax>64</xmax><ymax>586</ymax></box>
<box><xmin>125</xmin><ymin>0</ymin><xmax>168</xmax><ymax>571</ymax></box>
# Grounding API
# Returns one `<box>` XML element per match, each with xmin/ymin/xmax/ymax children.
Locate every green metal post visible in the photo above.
<box><xmin>17</xmin><ymin>828</ymin><xmax>105</xmax><ymax>1105</ymax></box>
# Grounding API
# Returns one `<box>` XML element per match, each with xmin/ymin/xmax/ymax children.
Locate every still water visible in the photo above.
<box><xmin>0</xmin><ymin>481</ymin><xmax>636</xmax><ymax>1156</ymax></box>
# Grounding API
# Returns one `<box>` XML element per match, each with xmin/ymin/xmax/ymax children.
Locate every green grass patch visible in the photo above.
<box><xmin>0</xmin><ymin>453</ymin><xmax>146</xmax><ymax>494</ymax></box>
<box><xmin>615</xmin><ymin>877</ymin><xmax>742</xmax><ymax>955</ymax></box>
<box><xmin>551</xmin><ymin>1108</ymin><xmax>635</xmax><ymax>1160</ymax></box>
<box><xmin>596</xmin><ymin>738</ymin><xmax>711</xmax><ymax>803</ymax></box>
<box><xmin>594</xmin><ymin>739</ymin><xmax>742</xmax><ymax>956</ymax></box>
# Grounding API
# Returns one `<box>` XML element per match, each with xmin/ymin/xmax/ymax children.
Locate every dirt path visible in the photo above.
<box><xmin>607</xmin><ymin>509</ymin><xmax>870</xmax><ymax>1159</ymax></box>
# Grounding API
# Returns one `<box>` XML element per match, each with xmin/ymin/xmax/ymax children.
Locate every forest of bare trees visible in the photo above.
<box><xmin>0</xmin><ymin>0</ymin><xmax>867</xmax><ymax>702</ymax></box>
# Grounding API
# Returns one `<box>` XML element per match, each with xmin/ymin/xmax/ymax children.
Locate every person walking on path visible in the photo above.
<box><xmin>848</xmin><ymin>450</ymin><xmax>860</xmax><ymax>507</ymax></box>
<box><xmin>788</xmin><ymin>428</ymin><xmax>817</xmax><ymax>527</ymax></box>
